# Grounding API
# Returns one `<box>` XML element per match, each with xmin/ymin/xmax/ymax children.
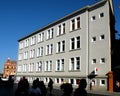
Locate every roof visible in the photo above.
<box><xmin>5</xmin><ymin>58</ymin><xmax>17</xmax><ymax>65</ymax></box>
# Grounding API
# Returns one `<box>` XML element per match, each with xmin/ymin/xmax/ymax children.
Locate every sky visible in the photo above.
<box><xmin>0</xmin><ymin>0</ymin><xmax>119</xmax><ymax>72</ymax></box>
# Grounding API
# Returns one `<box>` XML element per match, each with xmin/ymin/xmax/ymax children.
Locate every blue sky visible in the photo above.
<box><xmin>0</xmin><ymin>0</ymin><xmax>119</xmax><ymax>72</ymax></box>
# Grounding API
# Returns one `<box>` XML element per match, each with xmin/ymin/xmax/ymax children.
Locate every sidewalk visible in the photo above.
<box><xmin>13</xmin><ymin>83</ymin><xmax>120</xmax><ymax>96</ymax></box>
<box><xmin>87</xmin><ymin>90</ymin><xmax>120</xmax><ymax>96</ymax></box>
<box><xmin>52</xmin><ymin>86</ymin><xmax>120</xmax><ymax>96</ymax></box>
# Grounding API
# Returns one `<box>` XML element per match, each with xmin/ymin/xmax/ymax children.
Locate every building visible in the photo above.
<box><xmin>16</xmin><ymin>0</ymin><xmax>115</xmax><ymax>90</ymax></box>
<box><xmin>3</xmin><ymin>58</ymin><xmax>17</xmax><ymax>78</ymax></box>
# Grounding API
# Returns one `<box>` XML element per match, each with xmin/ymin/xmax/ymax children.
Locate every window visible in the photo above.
<box><xmin>70</xmin><ymin>36</ymin><xmax>80</xmax><ymax>50</ymax></box>
<box><xmin>57</xmin><ymin>42</ymin><xmax>61</xmax><ymax>53</ymax></box>
<box><xmin>56</xmin><ymin>59</ymin><xmax>64</xmax><ymax>71</ymax></box>
<box><xmin>76</xmin><ymin>36</ymin><xmax>80</xmax><ymax>48</ymax></box>
<box><xmin>30</xmin><ymin>49</ymin><xmax>35</xmax><ymax>58</ymax></box>
<box><xmin>23</xmin><ymin>51</ymin><xmax>28</xmax><ymax>59</ymax></box>
<box><xmin>38</xmin><ymin>32</ymin><xmax>44</xmax><ymax>42</ymax></box>
<box><xmin>23</xmin><ymin>64</ymin><xmax>27</xmax><ymax>72</ymax></box>
<box><xmin>46</xmin><ymin>45</ymin><xmax>49</xmax><ymax>55</ymax></box>
<box><xmin>46</xmin><ymin>44</ymin><xmax>53</xmax><ymax>55</ymax></box>
<box><xmin>24</xmin><ymin>39</ymin><xmax>29</xmax><ymax>47</ymax></box>
<box><xmin>56</xmin><ymin>78</ymin><xmax>59</xmax><ymax>83</ymax></box>
<box><xmin>62</xmin><ymin>41</ymin><xmax>65</xmax><ymax>52</ymax></box>
<box><xmin>76</xmin><ymin>57</ymin><xmax>80</xmax><ymax>70</ymax></box>
<box><xmin>45</xmin><ymin>60</ymin><xmax>52</xmax><ymax>71</ymax></box>
<box><xmin>18</xmin><ymin>53</ymin><xmax>22</xmax><ymax>60</ymax></box>
<box><xmin>92</xmin><ymin>59</ymin><xmax>96</xmax><ymax>64</ymax></box>
<box><xmin>70</xmin><ymin>17</ymin><xmax>80</xmax><ymax>31</ymax></box>
<box><xmin>47</xmin><ymin>30</ymin><xmax>50</xmax><ymax>39</ymax></box>
<box><xmin>71</xmin><ymin>58</ymin><xmax>74</xmax><ymax>70</ymax></box>
<box><xmin>100</xmin><ymin>79</ymin><xmax>106</xmax><ymax>86</ymax></box>
<box><xmin>37</xmin><ymin>47</ymin><xmax>43</xmax><ymax>57</ymax></box>
<box><xmin>77</xmin><ymin>17</ymin><xmax>80</xmax><ymax>29</ymax></box>
<box><xmin>100</xmin><ymin>35</ymin><xmax>105</xmax><ymax>40</ymax></box>
<box><xmin>99</xmin><ymin>13</ymin><xmax>104</xmax><ymax>18</ymax></box>
<box><xmin>47</xmin><ymin>28</ymin><xmax>54</xmax><ymax>40</ymax></box>
<box><xmin>17</xmin><ymin>65</ymin><xmax>22</xmax><ymax>72</ymax></box>
<box><xmin>63</xmin><ymin>23</ymin><xmax>65</xmax><ymax>34</ymax></box>
<box><xmin>72</xmin><ymin>19</ymin><xmax>75</xmax><ymax>31</ymax></box>
<box><xmin>56</xmin><ymin>40</ymin><xmax>65</xmax><ymax>53</ymax></box>
<box><xmin>58</xmin><ymin>25</ymin><xmax>61</xmax><ymax>35</ymax></box>
<box><xmin>30</xmin><ymin>36</ymin><xmax>36</xmax><ymax>45</ymax></box>
<box><xmin>69</xmin><ymin>57</ymin><xmax>80</xmax><ymax>71</ymax></box>
<box><xmin>91</xmin><ymin>16</ymin><xmax>96</xmax><ymax>21</ymax></box>
<box><xmin>92</xmin><ymin>37</ymin><xmax>96</xmax><ymax>42</ymax></box>
<box><xmin>36</xmin><ymin>61</ymin><xmax>42</xmax><ymax>72</ymax></box>
<box><xmin>100</xmin><ymin>58</ymin><xmax>105</xmax><ymax>64</ymax></box>
<box><xmin>70</xmin><ymin>79</ymin><xmax>74</xmax><ymax>84</ymax></box>
<box><xmin>57</xmin><ymin>23</ymin><xmax>66</xmax><ymax>36</ymax></box>
<box><xmin>29</xmin><ymin>63</ymin><xmax>34</xmax><ymax>72</ymax></box>
<box><xmin>71</xmin><ymin>38</ymin><xmax>75</xmax><ymax>50</ymax></box>
<box><xmin>19</xmin><ymin>42</ymin><xmax>24</xmax><ymax>49</ymax></box>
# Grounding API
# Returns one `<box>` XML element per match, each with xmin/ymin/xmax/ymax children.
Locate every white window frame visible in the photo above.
<box><xmin>36</xmin><ymin>61</ymin><xmax>42</xmax><ymax>72</ymax></box>
<box><xmin>56</xmin><ymin>40</ymin><xmax>65</xmax><ymax>53</ymax></box>
<box><xmin>18</xmin><ymin>53</ymin><xmax>22</xmax><ymax>60</ymax></box>
<box><xmin>19</xmin><ymin>42</ymin><xmax>24</xmax><ymax>49</ymax></box>
<box><xmin>46</xmin><ymin>44</ymin><xmax>53</xmax><ymax>55</ymax></box>
<box><xmin>100</xmin><ymin>34</ymin><xmax>105</xmax><ymax>40</ymax></box>
<box><xmin>30</xmin><ymin>49</ymin><xmax>35</xmax><ymax>58</ymax></box>
<box><xmin>17</xmin><ymin>65</ymin><xmax>22</xmax><ymax>72</ymax></box>
<box><xmin>70</xmin><ymin>17</ymin><xmax>80</xmax><ymax>31</ymax></box>
<box><xmin>38</xmin><ymin>32</ymin><xmax>44</xmax><ymax>42</ymax></box>
<box><xmin>70</xmin><ymin>36</ymin><xmax>80</xmax><ymax>50</ymax></box>
<box><xmin>99</xmin><ymin>12</ymin><xmax>104</xmax><ymax>18</ymax></box>
<box><xmin>57</xmin><ymin>23</ymin><xmax>66</xmax><ymax>36</ymax></box>
<box><xmin>30</xmin><ymin>36</ymin><xmax>36</xmax><ymax>45</ymax></box>
<box><xmin>47</xmin><ymin>28</ymin><xmax>54</xmax><ymax>40</ymax></box>
<box><xmin>92</xmin><ymin>59</ymin><xmax>96</xmax><ymax>64</ymax></box>
<box><xmin>23</xmin><ymin>51</ymin><xmax>28</xmax><ymax>60</ymax></box>
<box><xmin>69</xmin><ymin>57</ymin><xmax>80</xmax><ymax>71</ymax></box>
<box><xmin>100</xmin><ymin>79</ymin><xmax>106</xmax><ymax>86</ymax></box>
<box><xmin>45</xmin><ymin>60</ymin><xmax>52</xmax><ymax>71</ymax></box>
<box><xmin>92</xmin><ymin>36</ymin><xmax>96</xmax><ymax>42</ymax></box>
<box><xmin>100</xmin><ymin>58</ymin><xmax>105</xmax><ymax>64</ymax></box>
<box><xmin>56</xmin><ymin>59</ymin><xmax>64</xmax><ymax>71</ymax></box>
<box><xmin>37</xmin><ymin>47</ymin><xmax>43</xmax><ymax>57</ymax></box>
<box><xmin>29</xmin><ymin>63</ymin><xmax>34</xmax><ymax>72</ymax></box>
<box><xmin>91</xmin><ymin>16</ymin><xmax>96</xmax><ymax>21</ymax></box>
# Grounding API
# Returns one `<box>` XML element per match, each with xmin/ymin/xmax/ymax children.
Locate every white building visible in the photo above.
<box><xmin>16</xmin><ymin>0</ymin><xmax>115</xmax><ymax>90</ymax></box>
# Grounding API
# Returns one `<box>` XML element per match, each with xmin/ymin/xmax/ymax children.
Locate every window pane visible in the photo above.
<box><xmin>72</xmin><ymin>20</ymin><xmax>75</xmax><ymax>30</ymax></box>
<box><xmin>76</xmin><ymin>36</ymin><xmax>80</xmax><ymax>48</ymax></box>
<box><xmin>77</xmin><ymin>17</ymin><xmax>80</xmax><ymax>29</ymax></box>
<box><xmin>71</xmin><ymin>38</ymin><xmax>75</xmax><ymax>49</ymax></box>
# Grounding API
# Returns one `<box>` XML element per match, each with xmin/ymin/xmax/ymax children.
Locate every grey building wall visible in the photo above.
<box><xmin>16</xmin><ymin>0</ymin><xmax>114</xmax><ymax>90</ymax></box>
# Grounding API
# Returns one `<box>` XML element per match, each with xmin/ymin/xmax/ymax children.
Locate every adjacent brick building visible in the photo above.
<box><xmin>3</xmin><ymin>58</ymin><xmax>17</xmax><ymax>78</ymax></box>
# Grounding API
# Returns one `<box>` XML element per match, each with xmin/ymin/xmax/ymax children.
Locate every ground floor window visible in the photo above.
<box><xmin>100</xmin><ymin>79</ymin><xmax>106</xmax><ymax>86</ymax></box>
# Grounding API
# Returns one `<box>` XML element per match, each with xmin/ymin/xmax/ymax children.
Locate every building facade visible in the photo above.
<box><xmin>16</xmin><ymin>0</ymin><xmax>115</xmax><ymax>90</ymax></box>
<box><xmin>3</xmin><ymin>58</ymin><xmax>17</xmax><ymax>78</ymax></box>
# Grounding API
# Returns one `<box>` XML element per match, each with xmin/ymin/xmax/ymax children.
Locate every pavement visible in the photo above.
<box><xmin>87</xmin><ymin>90</ymin><xmax>120</xmax><ymax>96</ymax></box>
<box><xmin>0</xmin><ymin>83</ymin><xmax>120</xmax><ymax>96</ymax></box>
